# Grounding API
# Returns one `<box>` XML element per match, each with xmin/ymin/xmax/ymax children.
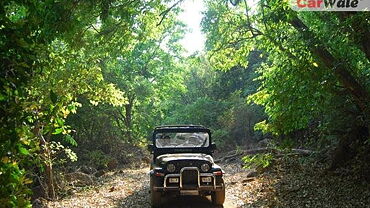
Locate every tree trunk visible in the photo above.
<box><xmin>124</xmin><ymin>94</ymin><xmax>135</xmax><ymax>143</ymax></box>
<box><xmin>248</xmin><ymin>117</ymin><xmax>254</xmax><ymax>138</ymax></box>
<box><xmin>44</xmin><ymin>133</ymin><xmax>55</xmax><ymax>199</ymax></box>
<box><xmin>329</xmin><ymin>126</ymin><xmax>369</xmax><ymax>170</ymax></box>
<box><xmin>33</xmin><ymin>124</ymin><xmax>55</xmax><ymax>199</ymax></box>
<box><xmin>124</xmin><ymin>103</ymin><xmax>132</xmax><ymax>143</ymax></box>
<box><xmin>289</xmin><ymin>17</ymin><xmax>370</xmax><ymax>118</ymax></box>
<box><xmin>45</xmin><ymin>160</ymin><xmax>55</xmax><ymax>199</ymax></box>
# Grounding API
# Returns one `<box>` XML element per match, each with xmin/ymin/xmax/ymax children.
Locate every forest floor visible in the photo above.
<box><xmin>46</xmin><ymin>155</ymin><xmax>370</xmax><ymax>208</ymax></box>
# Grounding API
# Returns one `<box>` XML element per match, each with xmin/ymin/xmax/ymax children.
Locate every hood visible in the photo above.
<box><xmin>156</xmin><ymin>153</ymin><xmax>214</xmax><ymax>165</ymax></box>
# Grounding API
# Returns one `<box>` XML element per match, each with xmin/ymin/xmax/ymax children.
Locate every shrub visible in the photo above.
<box><xmin>85</xmin><ymin>150</ymin><xmax>111</xmax><ymax>170</ymax></box>
<box><xmin>242</xmin><ymin>153</ymin><xmax>274</xmax><ymax>170</ymax></box>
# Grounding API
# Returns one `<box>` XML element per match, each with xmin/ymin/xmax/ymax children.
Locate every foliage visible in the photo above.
<box><xmin>50</xmin><ymin>141</ymin><xmax>78</xmax><ymax>165</ymax></box>
<box><xmin>0</xmin><ymin>159</ymin><xmax>32</xmax><ymax>207</ymax></box>
<box><xmin>3</xmin><ymin>0</ymin><xmax>369</xmax><ymax>205</ymax></box>
<box><xmin>202</xmin><ymin>0</ymin><xmax>370</xmax><ymax>143</ymax></box>
<box><xmin>67</xmin><ymin>4</ymin><xmax>187</xmax><ymax>148</ymax></box>
<box><xmin>85</xmin><ymin>150</ymin><xmax>111</xmax><ymax>170</ymax></box>
<box><xmin>242</xmin><ymin>153</ymin><xmax>274</xmax><ymax>170</ymax></box>
<box><xmin>0</xmin><ymin>0</ymin><xmax>186</xmax><ymax>205</ymax></box>
<box><xmin>162</xmin><ymin>54</ymin><xmax>266</xmax><ymax>148</ymax></box>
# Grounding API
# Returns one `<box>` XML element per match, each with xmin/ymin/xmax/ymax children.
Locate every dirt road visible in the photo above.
<box><xmin>47</xmin><ymin>158</ymin><xmax>370</xmax><ymax>208</ymax></box>
<box><xmin>47</xmin><ymin>164</ymin><xmax>250</xmax><ymax>208</ymax></box>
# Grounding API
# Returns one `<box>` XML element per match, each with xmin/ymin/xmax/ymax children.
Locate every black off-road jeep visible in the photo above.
<box><xmin>148</xmin><ymin>125</ymin><xmax>225</xmax><ymax>207</ymax></box>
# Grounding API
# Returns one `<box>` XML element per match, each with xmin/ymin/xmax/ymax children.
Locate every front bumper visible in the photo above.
<box><xmin>152</xmin><ymin>167</ymin><xmax>224</xmax><ymax>192</ymax></box>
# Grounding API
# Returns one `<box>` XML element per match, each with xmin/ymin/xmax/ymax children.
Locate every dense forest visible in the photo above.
<box><xmin>1</xmin><ymin>0</ymin><xmax>369</xmax><ymax>207</ymax></box>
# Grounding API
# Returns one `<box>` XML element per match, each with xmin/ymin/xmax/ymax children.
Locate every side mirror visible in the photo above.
<box><xmin>147</xmin><ymin>144</ymin><xmax>154</xmax><ymax>152</ymax></box>
<box><xmin>210</xmin><ymin>143</ymin><xmax>217</xmax><ymax>150</ymax></box>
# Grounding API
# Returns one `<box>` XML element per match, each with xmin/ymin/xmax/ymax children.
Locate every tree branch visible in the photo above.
<box><xmin>157</xmin><ymin>0</ymin><xmax>184</xmax><ymax>26</ymax></box>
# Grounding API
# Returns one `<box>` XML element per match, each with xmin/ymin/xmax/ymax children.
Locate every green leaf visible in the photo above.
<box><xmin>64</xmin><ymin>135</ymin><xmax>78</xmax><ymax>146</ymax></box>
<box><xmin>55</xmin><ymin>117</ymin><xmax>64</xmax><ymax>126</ymax></box>
<box><xmin>18</xmin><ymin>146</ymin><xmax>29</xmax><ymax>155</ymax></box>
<box><xmin>0</xmin><ymin>93</ymin><xmax>6</xmax><ymax>101</ymax></box>
<box><xmin>52</xmin><ymin>128</ymin><xmax>63</xmax><ymax>135</ymax></box>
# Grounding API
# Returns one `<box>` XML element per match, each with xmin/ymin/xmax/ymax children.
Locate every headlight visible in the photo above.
<box><xmin>201</xmin><ymin>163</ymin><xmax>210</xmax><ymax>172</ymax></box>
<box><xmin>166</xmin><ymin>163</ymin><xmax>176</xmax><ymax>172</ymax></box>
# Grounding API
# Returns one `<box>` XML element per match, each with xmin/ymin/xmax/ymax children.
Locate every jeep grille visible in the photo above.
<box><xmin>181</xmin><ymin>169</ymin><xmax>198</xmax><ymax>187</ymax></box>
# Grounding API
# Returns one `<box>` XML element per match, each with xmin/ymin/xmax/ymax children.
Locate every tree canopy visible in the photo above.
<box><xmin>1</xmin><ymin>0</ymin><xmax>369</xmax><ymax>206</ymax></box>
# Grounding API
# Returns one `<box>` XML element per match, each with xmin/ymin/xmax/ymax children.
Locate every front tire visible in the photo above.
<box><xmin>211</xmin><ymin>179</ymin><xmax>225</xmax><ymax>206</ymax></box>
<box><xmin>150</xmin><ymin>177</ymin><xmax>162</xmax><ymax>208</ymax></box>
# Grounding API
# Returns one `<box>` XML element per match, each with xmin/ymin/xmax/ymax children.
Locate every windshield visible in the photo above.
<box><xmin>155</xmin><ymin>132</ymin><xmax>209</xmax><ymax>148</ymax></box>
